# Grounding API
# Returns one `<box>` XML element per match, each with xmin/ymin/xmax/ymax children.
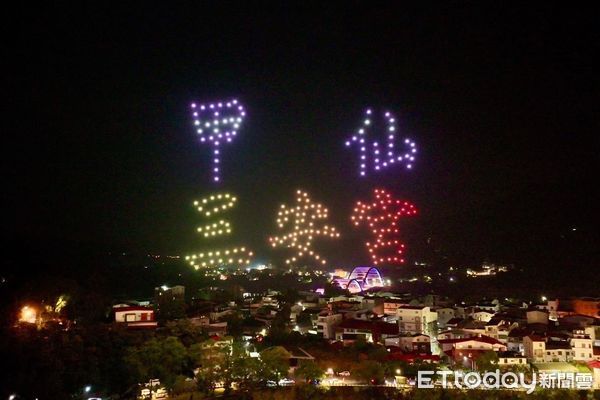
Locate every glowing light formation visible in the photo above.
<box><xmin>345</xmin><ymin>108</ymin><xmax>417</xmax><ymax>176</ymax></box>
<box><xmin>351</xmin><ymin>188</ymin><xmax>417</xmax><ymax>265</ymax></box>
<box><xmin>190</xmin><ymin>99</ymin><xmax>246</xmax><ymax>183</ymax></box>
<box><xmin>185</xmin><ymin>193</ymin><xmax>253</xmax><ymax>269</ymax></box>
<box><xmin>269</xmin><ymin>190</ymin><xmax>340</xmax><ymax>266</ymax></box>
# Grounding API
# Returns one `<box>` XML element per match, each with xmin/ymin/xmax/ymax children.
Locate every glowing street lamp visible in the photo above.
<box><xmin>19</xmin><ymin>305</ymin><xmax>37</xmax><ymax>324</ymax></box>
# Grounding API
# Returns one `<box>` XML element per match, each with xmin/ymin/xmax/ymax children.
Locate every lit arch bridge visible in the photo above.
<box><xmin>333</xmin><ymin>266</ymin><xmax>384</xmax><ymax>293</ymax></box>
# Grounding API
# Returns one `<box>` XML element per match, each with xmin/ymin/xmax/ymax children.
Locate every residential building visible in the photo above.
<box><xmin>571</xmin><ymin>330</ymin><xmax>594</xmax><ymax>361</ymax></box>
<box><xmin>497</xmin><ymin>351</ymin><xmax>528</xmax><ymax>368</ymax></box>
<box><xmin>335</xmin><ymin>319</ymin><xmax>398</xmax><ymax>345</ymax></box>
<box><xmin>436</xmin><ymin>307</ymin><xmax>456</xmax><ymax>328</ymax></box>
<box><xmin>523</xmin><ymin>335</ymin><xmax>546</xmax><ymax>362</ymax></box>
<box><xmin>526</xmin><ymin>310</ymin><xmax>549</xmax><ymax>325</ymax></box>
<box><xmin>316</xmin><ymin>312</ymin><xmax>343</xmax><ymax>340</ymax></box>
<box><xmin>113</xmin><ymin>305</ymin><xmax>158</xmax><ymax>328</ymax></box>
<box><xmin>397</xmin><ymin>305</ymin><xmax>438</xmax><ymax>336</ymax></box>
<box><xmin>438</xmin><ymin>335</ymin><xmax>507</xmax><ymax>368</ymax></box>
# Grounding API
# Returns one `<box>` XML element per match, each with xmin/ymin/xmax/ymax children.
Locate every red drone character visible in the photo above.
<box><xmin>351</xmin><ymin>188</ymin><xmax>417</xmax><ymax>265</ymax></box>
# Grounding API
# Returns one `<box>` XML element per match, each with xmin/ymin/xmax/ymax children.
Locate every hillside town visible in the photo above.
<box><xmin>119</xmin><ymin>283</ymin><xmax>600</xmax><ymax>381</ymax></box>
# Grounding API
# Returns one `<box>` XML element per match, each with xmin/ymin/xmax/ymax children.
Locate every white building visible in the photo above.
<box><xmin>383</xmin><ymin>299</ymin><xmax>408</xmax><ymax>316</ymax></box>
<box><xmin>497</xmin><ymin>351</ymin><xmax>528</xmax><ymax>367</ymax></box>
<box><xmin>484</xmin><ymin>318</ymin><xmax>516</xmax><ymax>343</ymax></box>
<box><xmin>523</xmin><ymin>335</ymin><xmax>575</xmax><ymax>363</ymax></box>
<box><xmin>397</xmin><ymin>305</ymin><xmax>437</xmax><ymax>336</ymax></box>
<box><xmin>571</xmin><ymin>330</ymin><xmax>594</xmax><ymax>361</ymax></box>
<box><xmin>397</xmin><ymin>334</ymin><xmax>431</xmax><ymax>353</ymax></box>
<box><xmin>436</xmin><ymin>307</ymin><xmax>456</xmax><ymax>328</ymax></box>
<box><xmin>316</xmin><ymin>313</ymin><xmax>343</xmax><ymax>340</ymax></box>
<box><xmin>523</xmin><ymin>335</ymin><xmax>546</xmax><ymax>362</ymax></box>
<box><xmin>113</xmin><ymin>305</ymin><xmax>158</xmax><ymax>328</ymax></box>
<box><xmin>471</xmin><ymin>310</ymin><xmax>494</xmax><ymax>323</ymax></box>
<box><xmin>526</xmin><ymin>310</ymin><xmax>549</xmax><ymax>325</ymax></box>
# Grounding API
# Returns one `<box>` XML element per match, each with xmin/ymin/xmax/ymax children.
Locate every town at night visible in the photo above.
<box><xmin>2</xmin><ymin>4</ymin><xmax>599</xmax><ymax>400</ymax></box>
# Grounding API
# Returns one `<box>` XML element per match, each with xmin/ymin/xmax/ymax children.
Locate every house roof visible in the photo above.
<box><xmin>508</xmin><ymin>327</ymin><xmax>530</xmax><ymax>338</ymax></box>
<box><xmin>498</xmin><ymin>351</ymin><xmax>526</xmax><ymax>358</ymax></box>
<box><xmin>113</xmin><ymin>306</ymin><xmax>154</xmax><ymax>312</ymax></box>
<box><xmin>384</xmin><ymin>299</ymin><xmax>408</xmax><ymax>304</ymax></box>
<box><xmin>386</xmin><ymin>345</ymin><xmax>403</xmax><ymax>353</ymax></box>
<box><xmin>545</xmin><ymin>341</ymin><xmax>571</xmax><ymax>350</ymax></box>
<box><xmin>461</xmin><ymin>319</ymin><xmax>487</xmax><ymax>329</ymax></box>
<box><xmin>445</xmin><ymin>348</ymin><xmax>496</xmax><ymax>360</ymax></box>
<box><xmin>398</xmin><ymin>305</ymin><xmax>427</xmax><ymax>310</ymax></box>
<box><xmin>485</xmin><ymin>317</ymin><xmax>504</xmax><ymax>326</ymax></box>
<box><xmin>525</xmin><ymin>334</ymin><xmax>546</xmax><ymax>342</ymax></box>
<box><xmin>438</xmin><ymin>335</ymin><xmax>504</xmax><ymax>346</ymax></box>
<box><xmin>388</xmin><ymin>352</ymin><xmax>440</xmax><ymax>362</ymax></box>
<box><xmin>282</xmin><ymin>346</ymin><xmax>314</xmax><ymax>359</ymax></box>
<box><xmin>337</xmin><ymin>319</ymin><xmax>398</xmax><ymax>335</ymax></box>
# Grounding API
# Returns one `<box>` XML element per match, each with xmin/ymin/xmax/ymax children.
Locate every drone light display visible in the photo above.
<box><xmin>190</xmin><ymin>99</ymin><xmax>246</xmax><ymax>183</ymax></box>
<box><xmin>185</xmin><ymin>193</ymin><xmax>253</xmax><ymax>269</ymax></box>
<box><xmin>269</xmin><ymin>190</ymin><xmax>340</xmax><ymax>266</ymax></box>
<box><xmin>345</xmin><ymin>109</ymin><xmax>417</xmax><ymax>176</ymax></box>
<box><xmin>351</xmin><ymin>188</ymin><xmax>417</xmax><ymax>266</ymax></box>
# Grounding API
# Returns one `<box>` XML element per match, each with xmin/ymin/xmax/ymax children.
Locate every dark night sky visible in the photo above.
<box><xmin>4</xmin><ymin>4</ymin><xmax>599</xmax><ymax>272</ymax></box>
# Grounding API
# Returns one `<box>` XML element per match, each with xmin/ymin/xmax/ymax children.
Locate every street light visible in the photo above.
<box><xmin>463</xmin><ymin>355</ymin><xmax>475</xmax><ymax>370</ymax></box>
<box><xmin>84</xmin><ymin>385</ymin><xmax>91</xmax><ymax>393</ymax></box>
<box><xmin>395</xmin><ymin>369</ymin><xmax>402</xmax><ymax>375</ymax></box>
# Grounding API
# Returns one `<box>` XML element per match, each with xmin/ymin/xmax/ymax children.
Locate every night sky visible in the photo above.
<box><xmin>4</xmin><ymin>4</ymin><xmax>599</xmax><ymax>274</ymax></box>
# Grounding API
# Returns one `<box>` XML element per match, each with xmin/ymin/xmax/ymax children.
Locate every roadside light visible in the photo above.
<box><xmin>396</xmin><ymin>369</ymin><xmax>401</xmax><ymax>375</ymax></box>
<box><xmin>84</xmin><ymin>385</ymin><xmax>91</xmax><ymax>393</ymax></box>
<box><xmin>19</xmin><ymin>306</ymin><xmax>37</xmax><ymax>324</ymax></box>
<box><xmin>541</xmin><ymin>295</ymin><xmax>547</xmax><ymax>302</ymax></box>
<box><xmin>327</xmin><ymin>368</ymin><xmax>334</xmax><ymax>375</ymax></box>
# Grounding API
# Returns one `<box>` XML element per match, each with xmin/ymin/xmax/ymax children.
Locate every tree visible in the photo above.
<box><xmin>171</xmin><ymin>375</ymin><xmax>197</xmax><ymax>395</ymax></box>
<box><xmin>259</xmin><ymin>346</ymin><xmax>291</xmax><ymax>383</ymax></box>
<box><xmin>156</xmin><ymin>298</ymin><xmax>186</xmax><ymax>322</ymax></box>
<box><xmin>164</xmin><ymin>319</ymin><xmax>205</xmax><ymax>346</ymax></box>
<box><xmin>476</xmin><ymin>350</ymin><xmax>499</xmax><ymax>372</ymax></box>
<box><xmin>366</xmin><ymin>344</ymin><xmax>388</xmax><ymax>362</ymax></box>
<box><xmin>125</xmin><ymin>336</ymin><xmax>187</xmax><ymax>389</ymax></box>
<box><xmin>351</xmin><ymin>336</ymin><xmax>370</xmax><ymax>353</ymax></box>
<box><xmin>354</xmin><ymin>360</ymin><xmax>385</xmax><ymax>384</ymax></box>
<box><xmin>295</xmin><ymin>360</ymin><xmax>324</xmax><ymax>383</ymax></box>
<box><xmin>189</xmin><ymin>340</ymin><xmax>225</xmax><ymax>393</ymax></box>
<box><xmin>230</xmin><ymin>342</ymin><xmax>261</xmax><ymax>390</ymax></box>
<box><xmin>222</xmin><ymin>312</ymin><xmax>245</xmax><ymax>338</ymax></box>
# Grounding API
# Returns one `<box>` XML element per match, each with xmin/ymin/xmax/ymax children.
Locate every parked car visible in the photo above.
<box><xmin>279</xmin><ymin>378</ymin><xmax>295</xmax><ymax>386</ymax></box>
<box><xmin>338</xmin><ymin>371</ymin><xmax>351</xmax><ymax>377</ymax></box>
